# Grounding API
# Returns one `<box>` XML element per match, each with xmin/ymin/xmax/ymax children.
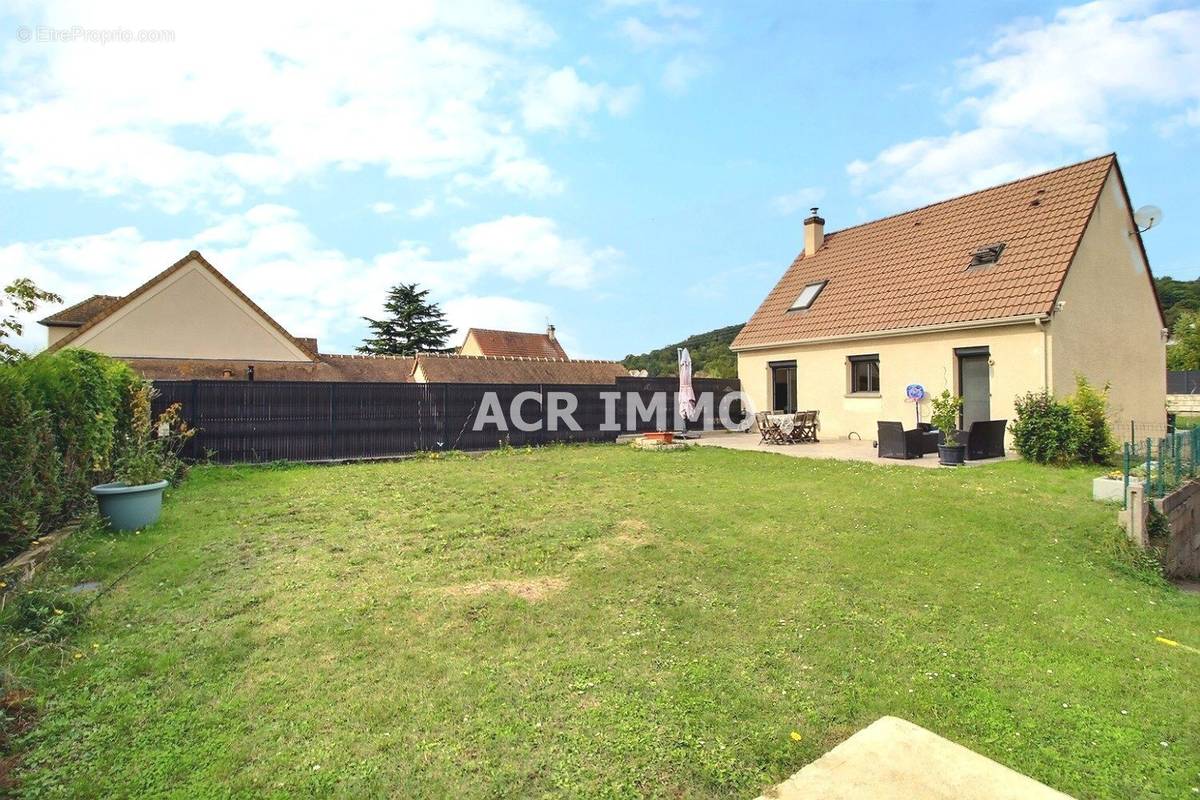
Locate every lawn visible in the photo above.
<box><xmin>5</xmin><ymin>445</ymin><xmax>1200</xmax><ymax>798</ymax></box>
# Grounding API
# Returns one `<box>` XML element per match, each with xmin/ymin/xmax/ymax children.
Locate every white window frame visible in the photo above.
<box><xmin>789</xmin><ymin>280</ymin><xmax>827</xmax><ymax>311</ymax></box>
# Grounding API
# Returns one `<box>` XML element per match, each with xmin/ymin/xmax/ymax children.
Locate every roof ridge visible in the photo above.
<box><xmin>38</xmin><ymin>293</ymin><xmax>120</xmax><ymax>325</ymax></box>
<box><xmin>825</xmin><ymin>152</ymin><xmax>1115</xmax><ymax>239</ymax></box>
<box><xmin>323</xmin><ymin>352</ymin><xmax>416</xmax><ymax>360</ymax></box>
<box><xmin>46</xmin><ymin>250</ymin><xmax>319</xmax><ymax>360</ymax></box>
<box><xmin>467</xmin><ymin>327</ymin><xmax>551</xmax><ymax>336</ymax></box>
<box><xmin>417</xmin><ymin>352</ymin><xmax>620</xmax><ymax>364</ymax></box>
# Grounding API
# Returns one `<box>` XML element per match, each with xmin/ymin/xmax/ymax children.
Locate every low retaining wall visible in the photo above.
<box><xmin>1122</xmin><ymin>480</ymin><xmax>1200</xmax><ymax>578</ymax></box>
<box><xmin>1153</xmin><ymin>481</ymin><xmax>1200</xmax><ymax>578</ymax></box>
<box><xmin>1166</xmin><ymin>394</ymin><xmax>1200</xmax><ymax>414</ymax></box>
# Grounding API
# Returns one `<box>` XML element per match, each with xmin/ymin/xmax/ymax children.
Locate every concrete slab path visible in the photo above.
<box><xmin>757</xmin><ymin>716</ymin><xmax>1073</xmax><ymax>800</ymax></box>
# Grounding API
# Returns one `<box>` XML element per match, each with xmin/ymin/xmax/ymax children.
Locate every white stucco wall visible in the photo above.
<box><xmin>735</xmin><ymin>323</ymin><xmax>1047</xmax><ymax>441</ymax></box>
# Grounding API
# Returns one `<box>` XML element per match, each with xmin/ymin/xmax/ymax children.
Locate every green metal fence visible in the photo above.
<box><xmin>1123</xmin><ymin>427</ymin><xmax>1200</xmax><ymax>508</ymax></box>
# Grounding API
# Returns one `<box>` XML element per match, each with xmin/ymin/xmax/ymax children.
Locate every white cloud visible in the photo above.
<box><xmin>848</xmin><ymin>1</ymin><xmax>1200</xmax><ymax>208</ymax></box>
<box><xmin>0</xmin><ymin>207</ymin><xmax>616</xmax><ymax>354</ymax></box>
<box><xmin>0</xmin><ymin>0</ymin><xmax>582</xmax><ymax>210</ymax></box>
<box><xmin>443</xmin><ymin>295</ymin><xmax>552</xmax><ymax>341</ymax></box>
<box><xmin>618</xmin><ymin>16</ymin><xmax>702</xmax><ymax>49</ymax></box>
<box><xmin>601</xmin><ymin>0</ymin><xmax>700</xmax><ymax>19</ymax></box>
<box><xmin>370</xmin><ymin>201</ymin><xmax>397</xmax><ymax>215</ymax></box>
<box><xmin>408</xmin><ymin>198</ymin><xmax>437</xmax><ymax>218</ymax></box>
<box><xmin>770</xmin><ymin>186</ymin><xmax>826</xmax><ymax>216</ymax></box>
<box><xmin>661</xmin><ymin>53</ymin><xmax>707</xmax><ymax>94</ymax></box>
<box><xmin>519</xmin><ymin>66</ymin><xmax>640</xmax><ymax>131</ymax></box>
<box><xmin>452</xmin><ymin>215</ymin><xmax>619</xmax><ymax>289</ymax></box>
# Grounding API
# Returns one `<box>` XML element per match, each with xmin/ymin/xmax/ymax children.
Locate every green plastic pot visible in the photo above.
<box><xmin>91</xmin><ymin>480</ymin><xmax>168</xmax><ymax>531</ymax></box>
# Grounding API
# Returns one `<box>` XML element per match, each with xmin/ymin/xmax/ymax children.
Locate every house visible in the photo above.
<box><xmin>731</xmin><ymin>154</ymin><xmax>1166</xmax><ymax>441</ymax></box>
<box><xmin>40</xmin><ymin>251</ymin><xmax>628</xmax><ymax>385</ymax></box>
<box><xmin>459</xmin><ymin>326</ymin><xmax>568</xmax><ymax>359</ymax></box>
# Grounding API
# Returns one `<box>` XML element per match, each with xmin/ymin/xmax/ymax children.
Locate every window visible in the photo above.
<box><xmin>968</xmin><ymin>242</ymin><xmax>1005</xmax><ymax>268</ymax></box>
<box><xmin>789</xmin><ymin>280</ymin><xmax>827</xmax><ymax>311</ymax></box>
<box><xmin>769</xmin><ymin>360</ymin><xmax>797</xmax><ymax>413</ymax></box>
<box><xmin>848</xmin><ymin>354</ymin><xmax>879</xmax><ymax>394</ymax></box>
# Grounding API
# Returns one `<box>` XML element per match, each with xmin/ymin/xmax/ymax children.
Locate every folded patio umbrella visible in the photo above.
<box><xmin>678</xmin><ymin>347</ymin><xmax>697</xmax><ymax>426</ymax></box>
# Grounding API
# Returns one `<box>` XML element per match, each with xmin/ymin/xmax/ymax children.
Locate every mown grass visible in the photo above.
<box><xmin>4</xmin><ymin>445</ymin><xmax>1199</xmax><ymax>798</ymax></box>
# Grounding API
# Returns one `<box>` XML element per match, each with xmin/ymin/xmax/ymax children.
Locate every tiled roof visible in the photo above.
<box><xmin>38</xmin><ymin>295</ymin><xmax>121</xmax><ymax>327</ymax></box>
<box><xmin>463</xmin><ymin>328</ymin><xmax>568</xmax><ymax>359</ymax></box>
<box><xmin>732</xmin><ymin>154</ymin><xmax>1120</xmax><ymax>350</ymax></box>
<box><xmin>125</xmin><ymin>354</ymin><xmax>416</xmax><ymax>382</ymax></box>
<box><xmin>415</xmin><ymin>353</ymin><xmax>628</xmax><ymax>384</ymax></box>
<box><xmin>43</xmin><ymin>251</ymin><xmax>319</xmax><ymax>360</ymax></box>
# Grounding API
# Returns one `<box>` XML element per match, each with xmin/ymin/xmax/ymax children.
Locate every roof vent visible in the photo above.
<box><xmin>968</xmin><ymin>242</ymin><xmax>1005</xmax><ymax>268</ymax></box>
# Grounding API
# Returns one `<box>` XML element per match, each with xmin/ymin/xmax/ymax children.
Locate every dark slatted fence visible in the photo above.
<box><xmin>152</xmin><ymin>377</ymin><xmax>742</xmax><ymax>464</ymax></box>
<box><xmin>1168</xmin><ymin>371</ymin><xmax>1200</xmax><ymax>394</ymax></box>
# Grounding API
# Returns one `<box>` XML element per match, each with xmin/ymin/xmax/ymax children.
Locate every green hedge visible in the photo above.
<box><xmin>0</xmin><ymin>350</ymin><xmax>143</xmax><ymax>559</ymax></box>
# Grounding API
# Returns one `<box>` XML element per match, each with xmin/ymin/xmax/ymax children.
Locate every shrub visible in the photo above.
<box><xmin>930</xmin><ymin>390</ymin><xmax>963</xmax><ymax>446</ymax></box>
<box><xmin>112</xmin><ymin>384</ymin><xmax>195</xmax><ymax>486</ymax></box>
<box><xmin>0</xmin><ymin>350</ymin><xmax>153</xmax><ymax>556</ymax></box>
<box><xmin>1010</xmin><ymin>390</ymin><xmax>1084</xmax><ymax>465</ymax></box>
<box><xmin>0</xmin><ymin>369</ymin><xmax>41</xmax><ymax>557</ymax></box>
<box><xmin>1069</xmin><ymin>376</ymin><xmax>1117</xmax><ymax>466</ymax></box>
<box><xmin>17</xmin><ymin>350</ymin><xmax>142</xmax><ymax>516</ymax></box>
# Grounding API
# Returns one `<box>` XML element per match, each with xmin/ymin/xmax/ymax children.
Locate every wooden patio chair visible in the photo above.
<box><xmin>755</xmin><ymin>411</ymin><xmax>772</xmax><ymax>444</ymax></box>
<box><xmin>786</xmin><ymin>411</ymin><xmax>810</xmax><ymax>443</ymax></box>
<box><xmin>757</xmin><ymin>412</ymin><xmax>787</xmax><ymax>445</ymax></box>
<box><xmin>795</xmin><ymin>410</ymin><xmax>819</xmax><ymax>442</ymax></box>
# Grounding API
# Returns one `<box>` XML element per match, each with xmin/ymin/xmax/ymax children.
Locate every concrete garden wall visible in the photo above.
<box><xmin>1152</xmin><ymin>481</ymin><xmax>1200</xmax><ymax>579</ymax></box>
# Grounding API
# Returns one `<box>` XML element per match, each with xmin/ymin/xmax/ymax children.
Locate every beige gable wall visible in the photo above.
<box><xmin>69</xmin><ymin>258</ymin><xmax>311</xmax><ymax>362</ymax></box>
<box><xmin>1047</xmin><ymin>170</ymin><xmax>1166</xmax><ymax>433</ymax></box>
<box><xmin>458</xmin><ymin>332</ymin><xmax>484</xmax><ymax>357</ymax></box>
<box><xmin>46</xmin><ymin>326</ymin><xmax>74</xmax><ymax>347</ymax></box>
<box><xmin>736</xmin><ymin>322</ymin><xmax>1047</xmax><ymax>441</ymax></box>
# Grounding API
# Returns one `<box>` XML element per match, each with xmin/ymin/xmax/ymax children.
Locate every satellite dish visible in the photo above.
<box><xmin>1134</xmin><ymin>205</ymin><xmax>1163</xmax><ymax>232</ymax></box>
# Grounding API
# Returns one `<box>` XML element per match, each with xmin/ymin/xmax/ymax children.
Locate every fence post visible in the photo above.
<box><xmin>328</xmin><ymin>383</ymin><xmax>336</xmax><ymax>461</ymax></box>
<box><xmin>1123</xmin><ymin>442</ymin><xmax>1130</xmax><ymax>510</ymax></box>
<box><xmin>442</xmin><ymin>384</ymin><xmax>450</xmax><ymax>450</ymax></box>
<box><xmin>1158</xmin><ymin>438</ymin><xmax>1166</xmax><ymax>498</ymax></box>
<box><xmin>188</xmin><ymin>380</ymin><xmax>200</xmax><ymax>460</ymax></box>
<box><xmin>1146</xmin><ymin>437</ymin><xmax>1152</xmax><ymax>496</ymax></box>
<box><xmin>1175</xmin><ymin>433</ymin><xmax>1182</xmax><ymax>488</ymax></box>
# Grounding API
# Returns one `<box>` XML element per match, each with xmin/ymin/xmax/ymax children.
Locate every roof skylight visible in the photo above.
<box><xmin>789</xmin><ymin>281</ymin><xmax>827</xmax><ymax>311</ymax></box>
<box><xmin>969</xmin><ymin>242</ymin><xmax>1005</xmax><ymax>268</ymax></box>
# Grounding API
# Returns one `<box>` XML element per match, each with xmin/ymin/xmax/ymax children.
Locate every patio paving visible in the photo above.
<box><xmin>693</xmin><ymin>431</ymin><xmax>1012</xmax><ymax>468</ymax></box>
<box><xmin>756</xmin><ymin>716</ymin><xmax>1073</xmax><ymax>799</ymax></box>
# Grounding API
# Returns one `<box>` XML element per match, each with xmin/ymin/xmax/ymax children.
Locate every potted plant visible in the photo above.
<box><xmin>931</xmin><ymin>390</ymin><xmax>965</xmax><ymax>466</ymax></box>
<box><xmin>92</xmin><ymin>385</ymin><xmax>193</xmax><ymax>532</ymax></box>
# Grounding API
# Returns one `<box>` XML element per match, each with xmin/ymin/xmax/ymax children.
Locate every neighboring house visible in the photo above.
<box><xmin>459</xmin><ymin>326</ymin><xmax>568</xmax><ymax>359</ymax></box>
<box><xmin>413</xmin><ymin>353</ymin><xmax>625</xmax><ymax>384</ymax></box>
<box><xmin>40</xmin><ymin>251</ymin><xmax>628</xmax><ymax>385</ymax></box>
<box><xmin>732</xmin><ymin>154</ymin><xmax>1167</xmax><ymax>441</ymax></box>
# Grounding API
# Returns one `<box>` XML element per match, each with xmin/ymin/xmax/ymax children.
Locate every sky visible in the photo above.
<box><xmin>1</xmin><ymin>0</ymin><xmax>1199</xmax><ymax>360</ymax></box>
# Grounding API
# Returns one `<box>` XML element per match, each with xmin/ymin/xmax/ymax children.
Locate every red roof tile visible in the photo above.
<box><xmin>463</xmin><ymin>328</ymin><xmax>568</xmax><ymax>359</ymax></box>
<box><xmin>732</xmin><ymin>154</ymin><xmax>1118</xmax><ymax>349</ymax></box>
<box><xmin>415</xmin><ymin>353</ymin><xmax>626</xmax><ymax>384</ymax></box>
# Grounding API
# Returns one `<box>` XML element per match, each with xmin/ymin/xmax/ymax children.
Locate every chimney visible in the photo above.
<box><xmin>546</xmin><ymin>323</ymin><xmax>556</xmax><ymax>341</ymax></box>
<box><xmin>804</xmin><ymin>207</ymin><xmax>825</xmax><ymax>257</ymax></box>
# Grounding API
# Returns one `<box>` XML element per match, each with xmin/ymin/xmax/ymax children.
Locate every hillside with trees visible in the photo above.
<box><xmin>1157</xmin><ymin>276</ymin><xmax>1200</xmax><ymax>370</ymax></box>
<box><xmin>1157</xmin><ymin>275</ymin><xmax>1200</xmax><ymax>330</ymax></box>
<box><xmin>622</xmin><ymin>324</ymin><xmax>743</xmax><ymax>378</ymax></box>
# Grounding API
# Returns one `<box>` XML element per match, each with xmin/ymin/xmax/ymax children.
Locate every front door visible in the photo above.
<box><xmin>770</xmin><ymin>361</ymin><xmax>796</xmax><ymax>413</ymax></box>
<box><xmin>957</xmin><ymin>351</ymin><xmax>991</xmax><ymax>430</ymax></box>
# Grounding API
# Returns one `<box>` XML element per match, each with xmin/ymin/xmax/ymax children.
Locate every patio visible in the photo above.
<box><xmin>693</xmin><ymin>431</ymin><xmax>1012</xmax><ymax>468</ymax></box>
